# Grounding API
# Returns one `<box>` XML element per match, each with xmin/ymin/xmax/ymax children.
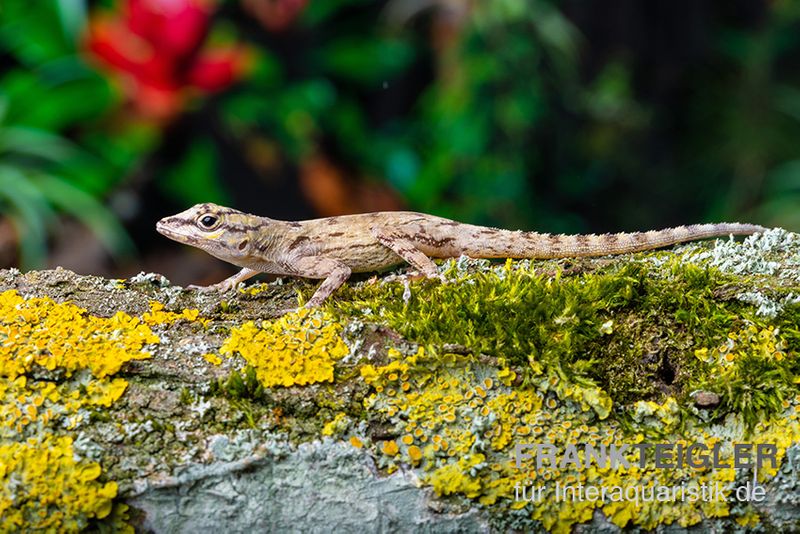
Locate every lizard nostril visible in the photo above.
<box><xmin>238</xmin><ymin>240</ymin><xmax>249</xmax><ymax>251</ymax></box>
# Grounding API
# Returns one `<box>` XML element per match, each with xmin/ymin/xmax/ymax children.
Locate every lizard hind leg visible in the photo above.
<box><xmin>290</xmin><ymin>256</ymin><xmax>353</xmax><ymax>308</ymax></box>
<box><xmin>372</xmin><ymin>229</ymin><xmax>439</xmax><ymax>278</ymax></box>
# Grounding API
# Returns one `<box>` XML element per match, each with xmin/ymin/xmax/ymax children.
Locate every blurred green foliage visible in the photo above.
<box><xmin>221</xmin><ymin>0</ymin><xmax>584</xmax><ymax>228</ymax></box>
<box><xmin>0</xmin><ymin>0</ymin><xmax>134</xmax><ymax>268</ymax></box>
<box><xmin>221</xmin><ymin>0</ymin><xmax>800</xmax><ymax>231</ymax></box>
<box><xmin>403</xmin><ymin>0</ymin><xmax>582</xmax><ymax>228</ymax></box>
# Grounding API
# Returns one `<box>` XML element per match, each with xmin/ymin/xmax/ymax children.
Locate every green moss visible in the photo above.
<box><xmin>693</xmin><ymin>324</ymin><xmax>798</xmax><ymax>429</ymax></box>
<box><xmin>351</xmin><ymin>318</ymin><xmax>800</xmax><ymax>532</ymax></box>
<box><xmin>336</xmin><ymin>260</ymin><xmax>639</xmax><ymax>378</ymax></box>
<box><xmin>210</xmin><ymin>365</ymin><xmax>369</xmax><ymax>441</ymax></box>
<box><xmin>332</xmin><ymin>255</ymin><xmax>799</xmax><ymax>427</ymax></box>
<box><xmin>179</xmin><ymin>387</ymin><xmax>194</xmax><ymax>405</ymax></box>
<box><xmin>214</xmin><ymin>366</ymin><xmax>266</xmax><ymax>401</ymax></box>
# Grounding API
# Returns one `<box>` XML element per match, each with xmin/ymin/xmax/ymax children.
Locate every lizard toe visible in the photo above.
<box><xmin>188</xmin><ymin>282</ymin><xmax>234</xmax><ymax>293</ymax></box>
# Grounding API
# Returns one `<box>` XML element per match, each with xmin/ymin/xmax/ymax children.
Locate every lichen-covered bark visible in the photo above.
<box><xmin>1</xmin><ymin>229</ymin><xmax>800</xmax><ymax>532</ymax></box>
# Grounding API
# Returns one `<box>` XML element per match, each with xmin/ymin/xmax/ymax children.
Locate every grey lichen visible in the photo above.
<box><xmin>683</xmin><ymin>228</ymin><xmax>800</xmax><ymax>280</ymax></box>
<box><xmin>128</xmin><ymin>439</ymin><xmax>487</xmax><ymax>533</ymax></box>
<box><xmin>736</xmin><ymin>290</ymin><xmax>800</xmax><ymax>318</ymax></box>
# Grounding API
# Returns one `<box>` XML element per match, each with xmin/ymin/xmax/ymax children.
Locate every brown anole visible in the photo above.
<box><xmin>157</xmin><ymin>203</ymin><xmax>767</xmax><ymax>307</ymax></box>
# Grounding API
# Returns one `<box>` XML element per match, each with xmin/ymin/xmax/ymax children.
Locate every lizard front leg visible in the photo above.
<box><xmin>372</xmin><ymin>229</ymin><xmax>439</xmax><ymax>278</ymax></box>
<box><xmin>189</xmin><ymin>267</ymin><xmax>259</xmax><ymax>292</ymax></box>
<box><xmin>290</xmin><ymin>256</ymin><xmax>352</xmax><ymax>307</ymax></box>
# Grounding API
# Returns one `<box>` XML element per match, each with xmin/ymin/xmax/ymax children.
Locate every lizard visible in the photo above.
<box><xmin>156</xmin><ymin>203</ymin><xmax>768</xmax><ymax>307</ymax></box>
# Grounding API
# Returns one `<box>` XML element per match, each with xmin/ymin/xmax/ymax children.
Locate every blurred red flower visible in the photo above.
<box><xmin>86</xmin><ymin>0</ymin><xmax>250</xmax><ymax>121</ymax></box>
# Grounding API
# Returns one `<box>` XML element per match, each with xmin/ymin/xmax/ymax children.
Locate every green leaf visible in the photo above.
<box><xmin>0</xmin><ymin>0</ymin><xmax>75</xmax><ymax>65</ymax></box>
<box><xmin>55</xmin><ymin>0</ymin><xmax>87</xmax><ymax>42</ymax></box>
<box><xmin>0</xmin><ymin>125</ymin><xmax>79</xmax><ymax>163</ymax></box>
<box><xmin>31</xmin><ymin>174</ymin><xmax>136</xmax><ymax>259</ymax></box>
<box><xmin>2</xmin><ymin>64</ymin><xmax>114</xmax><ymax>130</ymax></box>
<box><xmin>0</xmin><ymin>165</ymin><xmax>53</xmax><ymax>268</ymax></box>
<box><xmin>320</xmin><ymin>37</ymin><xmax>416</xmax><ymax>85</ymax></box>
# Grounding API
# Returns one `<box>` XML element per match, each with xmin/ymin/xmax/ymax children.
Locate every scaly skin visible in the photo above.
<box><xmin>156</xmin><ymin>203</ymin><xmax>768</xmax><ymax>307</ymax></box>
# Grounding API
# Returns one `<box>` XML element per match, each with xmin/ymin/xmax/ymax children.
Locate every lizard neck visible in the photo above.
<box><xmin>245</xmin><ymin>217</ymin><xmax>297</xmax><ymax>258</ymax></box>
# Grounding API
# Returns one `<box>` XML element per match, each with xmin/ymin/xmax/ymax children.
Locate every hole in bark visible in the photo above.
<box><xmin>658</xmin><ymin>355</ymin><xmax>675</xmax><ymax>385</ymax></box>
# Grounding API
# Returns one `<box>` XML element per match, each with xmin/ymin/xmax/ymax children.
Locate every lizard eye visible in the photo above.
<box><xmin>198</xmin><ymin>215</ymin><xmax>218</xmax><ymax>229</ymax></box>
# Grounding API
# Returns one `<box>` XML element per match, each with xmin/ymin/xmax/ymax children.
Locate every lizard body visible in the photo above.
<box><xmin>156</xmin><ymin>203</ymin><xmax>767</xmax><ymax>307</ymax></box>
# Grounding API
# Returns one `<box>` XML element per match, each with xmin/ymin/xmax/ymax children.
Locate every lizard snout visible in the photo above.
<box><xmin>155</xmin><ymin>218</ymin><xmax>169</xmax><ymax>236</ymax></box>
<box><xmin>156</xmin><ymin>217</ymin><xmax>185</xmax><ymax>240</ymax></box>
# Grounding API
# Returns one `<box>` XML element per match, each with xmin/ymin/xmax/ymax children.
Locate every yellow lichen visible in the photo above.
<box><xmin>141</xmin><ymin>301</ymin><xmax>207</xmax><ymax>327</ymax></box>
<box><xmin>0</xmin><ymin>289</ymin><xmax>164</xmax><ymax>531</ymax></box>
<box><xmin>359</xmin><ymin>343</ymin><xmax>800</xmax><ymax>533</ymax></box>
<box><xmin>0</xmin><ymin>290</ymin><xmax>155</xmax><ymax>379</ymax></box>
<box><xmin>429</xmin><ymin>454</ymin><xmax>484</xmax><ymax>498</ymax></box>
<box><xmin>202</xmin><ymin>353</ymin><xmax>223</xmax><ymax>366</ymax></box>
<box><xmin>0</xmin><ymin>376</ymin><xmax>129</xmax><ymax>438</ymax></box>
<box><xmin>238</xmin><ymin>283</ymin><xmax>271</xmax><ymax>297</ymax></box>
<box><xmin>691</xmin><ymin>323</ymin><xmax>796</xmax><ymax>426</ymax></box>
<box><xmin>407</xmin><ymin>445</ymin><xmax>423</xmax><ymax>465</ymax></box>
<box><xmin>0</xmin><ymin>436</ymin><xmax>117</xmax><ymax>532</ymax></box>
<box><xmin>322</xmin><ymin>412</ymin><xmax>349</xmax><ymax>437</ymax></box>
<box><xmin>381</xmin><ymin>440</ymin><xmax>399</xmax><ymax>456</ymax></box>
<box><xmin>219</xmin><ymin>308</ymin><xmax>348</xmax><ymax>387</ymax></box>
<box><xmin>696</xmin><ymin>325</ymin><xmax>786</xmax><ymax>367</ymax></box>
<box><xmin>735</xmin><ymin>508</ymin><xmax>761</xmax><ymax>528</ymax></box>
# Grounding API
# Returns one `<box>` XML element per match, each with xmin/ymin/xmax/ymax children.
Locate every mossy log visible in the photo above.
<box><xmin>1</xmin><ymin>229</ymin><xmax>800</xmax><ymax>532</ymax></box>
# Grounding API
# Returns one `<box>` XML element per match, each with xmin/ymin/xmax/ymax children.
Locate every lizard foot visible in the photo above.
<box><xmin>406</xmin><ymin>271</ymin><xmax>448</xmax><ymax>285</ymax></box>
<box><xmin>187</xmin><ymin>282</ymin><xmax>237</xmax><ymax>293</ymax></box>
<box><xmin>271</xmin><ymin>304</ymin><xmax>301</xmax><ymax>316</ymax></box>
<box><xmin>303</xmin><ymin>298</ymin><xmax>324</xmax><ymax>309</ymax></box>
<box><xmin>406</xmin><ymin>267</ymin><xmax>440</xmax><ymax>281</ymax></box>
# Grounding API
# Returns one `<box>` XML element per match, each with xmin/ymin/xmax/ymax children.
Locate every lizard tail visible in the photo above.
<box><xmin>457</xmin><ymin>223</ymin><xmax>769</xmax><ymax>259</ymax></box>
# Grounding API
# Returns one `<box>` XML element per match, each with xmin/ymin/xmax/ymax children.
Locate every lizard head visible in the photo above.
<box><xmin>157</xmin><ymin>203</ymin><xmax>257</xmax><ymax>262</ymax></box>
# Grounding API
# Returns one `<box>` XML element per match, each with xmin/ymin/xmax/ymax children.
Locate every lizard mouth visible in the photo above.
<box><xmin>156</xmin><ymin>219</ymin><xmax>170</xmax><ymax>235</ymax></box>
<box><xmin>156</xmin><ymin>217</ymin><xmax>207</xmax><ymax>249</ymax></box>
<box><xmin>156</xmin><ymin>218</ymin><xmax>186</xmax><ymax>241</ymax></box>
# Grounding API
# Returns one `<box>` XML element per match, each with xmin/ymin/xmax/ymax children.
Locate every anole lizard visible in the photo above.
<box><xmin>157</xmin><ymin>203</ymin><xmax>767</xmax><ymax>307</ymax></box>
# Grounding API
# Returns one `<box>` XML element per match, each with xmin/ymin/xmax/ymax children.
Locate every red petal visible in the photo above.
<box><xmin>185</xmin><ymin>48</ymin><xmax>248</xmax><ymax>91</ymax></box>
<box><xmin>127</xmin><ymin>0</ymin><xmax>213</xmax><ymax>58</ymax></box>
<box><xmin>86</xmin><ymin>16</ymin><xmax>152</xmax><ymax>74</ymax></box>
<box><xmin>133</xmin><ymin>82</ymin><xmax>185</xmax><ymax>120</ymax></box>
<box><xmin>126</xmin><ymin>0</ymin><xmax>161</xmax><ymax>40</ymax></box>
